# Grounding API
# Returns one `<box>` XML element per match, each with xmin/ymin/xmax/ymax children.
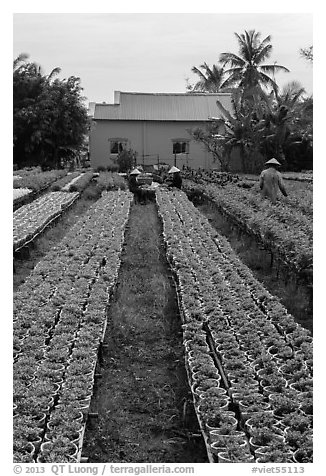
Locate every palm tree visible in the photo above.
<box><xmin>219</xmin><ymin>30</ymin><xmax>289</xmax><ymax>94</ymax></box>
<box><xmin>13</xmin><ymin>52</ymin><xmax>29</xmax><ymax>71</ymax></box>
<box><xmin>300</xmin><ymin>46</ymin><xmax>313</xmax><ymax>64</ymax></box>
<box><xmin>187</xmin><ymin>62</ymin><xmax>229</xmax><ymax>93</ymax></box>
<box><xmin>255</xmin><ymin>81</ymin><xmax>308</xmax><ymax>166</ymax></box>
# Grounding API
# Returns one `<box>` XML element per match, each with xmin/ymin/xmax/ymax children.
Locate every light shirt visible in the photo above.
<box><xmin>259</xmin><ymin>167</ymin><xmax>287</xmax><ymax>204</ymax></box>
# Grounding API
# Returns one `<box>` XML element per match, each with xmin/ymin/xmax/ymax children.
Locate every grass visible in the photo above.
<box><xmin>82</xmin><ymin>202</ymin><xmax>207</xmax><ymax>463</ymax></box>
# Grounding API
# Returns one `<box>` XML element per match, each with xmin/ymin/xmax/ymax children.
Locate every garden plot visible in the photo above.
<box><xmin>13</xmin><ymin>185</ymin><xmax>313</xmax><ymax>464</ymax></box>
<box><xmin>183</xmin><ymin>179</ymin><xmax>312</xmax><ymax>277</ymax></box>
<box><xmin>156</xmin><ymin>188</ymin><xmax>312</xmax><ymax>463</ymax></box>
<box><xmin>13</xmin><ymin>191</ymin><xmax>133</xmax><ymax>463</ymax></box>
<box><xmin>13</xmin><ymin>191</ymin><xmax>80</xmax><ymax>251</ymax></box>
<box><xmin>82</xmin><ymin>202</ymin><xmax>207</xmax><ymax>463</ymax></box>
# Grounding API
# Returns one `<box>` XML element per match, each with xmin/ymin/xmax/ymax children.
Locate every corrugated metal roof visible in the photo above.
<box><xmin>93</xmin><ymin>91</ymin><xmax>233</xmax><ymax>121</ymax></box>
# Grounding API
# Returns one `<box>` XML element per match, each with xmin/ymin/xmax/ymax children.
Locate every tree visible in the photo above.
<box><xmin>256</xmin><ymin>81</ymin><xmax>311</xmax><ymax>169</ymax></box>
<box><xmin>219</xmin><ymin>30</ymin><xmax>289</xmax><ymax>98</ymax></box>
<box><xmin>186</xmin><ymin>62</ymin><xmax>229</xmax><ymax>93</ymax></box>
<box><xmin>116</xmin><ymin>149</ymin><xmax>137</xmax><ymax>173</ymax></box>
<box><xmin>300</xmin><ymin>46</ymin><xmax>313</xmax><ymax>64</ymax></box>
<box><xmin>190</xmin><ymin>123</ymin><xmax>230</xmax><ymax>171</ymax></box>
<box><xmin>13</xmin><ymin>54</ymin><xmax>88</xmax><ymax>169</ymax></box>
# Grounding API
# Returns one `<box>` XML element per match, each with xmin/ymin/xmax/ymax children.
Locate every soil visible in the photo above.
<box><xmin>82</xmin><ymin>202</ymin><xmax>208</xmax><ymax>463</ymax></box>
<box><xmin>189</xmin><ymin>196</ymin><xmax>312</xmax><ymax>334</ymax></box>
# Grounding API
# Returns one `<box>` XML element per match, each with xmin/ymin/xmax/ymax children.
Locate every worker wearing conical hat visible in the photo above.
<box><xmin>259</xmin><ymin>158</ymin><xmax>288</xmax><ymax>204</ymax></box>
<box><xmin>129</xmin><ymin>168</ymin><xmax>141</xmax><ymax>201</ymax></box>
<box><xmin>167</xmin><ymin>166</ymin><xmax>182</xmax><ymax>189</ymax></box>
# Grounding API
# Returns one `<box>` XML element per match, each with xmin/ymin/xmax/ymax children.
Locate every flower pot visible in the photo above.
<box><xmin>299</xmin><ymin>402</ymin><xmax>313</xmax><ymax>416</ymax></box>
<box><xmin>217</xmin><ymin>451</ymin><xmax>254</xmax><ymax>463</ymax></box>
<box><xmin>209</xmin><ymin>429</ymin><xmax>246</xmax><ymax>445</ymax></box>
<box><xmin>249</xmin><ymin>433</ymin><xmax>285</xmax><ymax>454</ymax></box>
<box><xmin>36</xmin><ymin>412</ymin><xmax>47</xmax><ymax>428</ymax></box>
<box><xmin>38</xmin><ymin>440</ymin><xmax>78</xmax><ymax>462</ymax></box>
<box><xmin>238</xmin><ymin>399</ymin><xmax>270</xmax><ymax>413</ymax></box>
<box><xmin>192</xmin><ymin>370</ymin><xmax>221</xmax><ymax>385</ymax></box>
<box><xmin>192</xmin><ymin>378</ymin><xmax>221</xmax><ymax>395</ymax></box>
<box><xmin>241</xmin><ymin>409</ymin><xmax>273</xmax><ymax>424</ymax></box>
<box><xmin>198</xmin><ymin>387</ymin><xmax>227</xmax><ymax>399</ymax></box>
<box><xmin>205</xmin><ymin>414</ymin><xmax>238</xmax><ymax>432</ymax></box>
<box><xmin>293</xmin><ymin>448</ymin><xmax>313</xmax><ymax>463</ymax></box>
<box><xmin>31</xmin><ymin>436</ymin><xmax>42</xmax><ymax>453</ymax></box>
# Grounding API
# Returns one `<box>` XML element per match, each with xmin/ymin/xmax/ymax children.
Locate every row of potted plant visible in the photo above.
<box><xmin>156</xmin><ymin>188</ymin><xmax>312</xmax><ymax>463</ymax></box>
<box><xmin>13</xmin><ymin>191</ymin><xmax>80</xmax><ymax>251</ymax></box>
<box><xmin>14</xmin><ymin>190</ymin><xmax>133</xmax><ymax>463</ymax></box>
<box><xmin>13</xmin><ymin>168</ymin><xmax>68</xmax><ymax>192</ymax></box>
<box><xmin>13</xmin><ymin>187</ymin><xmax>33</xmax><ymax>203</ymax></box>
<box><xmin>49</xmin><ymin>171</ymin><xmax>81</xmax><ymax>191</ymax></box>
<box><xmin>181</xmin><ymin>170</ymin><xmax>313</xmax><ymax>218</ymax></box>
<box><xmin>13</xmin><ymin>190</ymin><xmax>131</xmax><ymax>342</ymax></box>
<box><xmin>182</xmin><ymin>179</ymin><xmax>312</xmax><ymax>274</ymax></box>
<box><xmin>66</xmin><ymin>171</ymin><xmax>95</xmax><ymax>192</ymax></box>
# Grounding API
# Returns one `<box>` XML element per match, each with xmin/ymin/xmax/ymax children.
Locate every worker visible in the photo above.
<box><xmin>129</xmin><ymin>168</ymin><xmax>141</xmax><ymax>202</ymax></box>
<box><xmin>259</xmin><ymin>158</ymin><xmax>288</xmax><ymax>204</ymax></box>
<box><xmin>167</xmin><ymin>166</ymin><xmax>182</xmax><ymax>189</ymax></box>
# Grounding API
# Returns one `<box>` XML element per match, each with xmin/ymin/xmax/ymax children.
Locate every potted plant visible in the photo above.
<box><xmin>299</xmin><ymin>399</ymin><xmax>313</xmax><ymax>416</ymax></box>
<box><xmin>246</xmin><ymin>412</ymin><xmax>278</xmax><ymax>434</ymax></box>
<box><xmin>285</xmin><ymin>428</ymin><xmax>312</xmax><ymax>451</ymax></box>
<box><xmin>13</xmin><ymin>416</ymin><xmax>42</xmax><ymax>449</ymax></box>
<box><xmin>217</xmin><ymin>442</ymin><xmax>254</xmax><ymax>463</ymax></box>
<box><xmin>45</xmin><ymin>417</ymin><xmax>83</xmax><ymax>443</ymax></box>
<box><xmin>293</xmin><ymin>440</ymin><xmax>313</xmax><ymax>463</ymax></box>
<box><xmin>255</xmin><ymin>441</ymin><xmax>293</xmax><ymax>463</ymax></box>
<box><xmin>210</xmin><ymin>430</ymin><xmax>248</xmax><ymax>456</ymax></box>
<box><xmin>249</xmin><ymin>426</ymin><xmax>284</xmax><ymax>452</ymax></box>
<box><xmin>38</xmin><ymin>437</ymin><xmax>78</xmax><ymax>463</ymax></box>
<box><xmin>239</xmin><ymin>393</ymin><xmax>265</xmax><ymax>411</ymax></box>
<box><xmin>193</xmin><ymin>378</ymin><xmax>221</xmax><ymax>395</ymax></box>
<box><xmin>198</xmin><ymin>394</ymin><xmax>230</xmax><ymax>413</ymax></box>
<box><xmin>191</xmin><ymin>363</ymin><xmax>220</xmax><ymax>382</ymax></box>
<box><xmin>199</xmin><ymin>387</ymin><xmax>227</xmax><ymax>400</ymax></box>
<box><xmin>289</xmin><ymin>377</ymin><xmax>313</xmax><ymax>393</ymax></box>
<box><xmin>269</xmin><ymin>391</ymin><xmax>299</xmax><ymax>418</ymax></box>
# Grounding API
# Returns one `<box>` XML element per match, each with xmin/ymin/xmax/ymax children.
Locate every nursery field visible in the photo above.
<box><xmin>13</xmin><ymin>171</ymin><xmax>313</xmax><ymax>464</ymax></box>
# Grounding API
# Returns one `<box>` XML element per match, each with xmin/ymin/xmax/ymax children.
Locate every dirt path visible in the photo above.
<box><xmin>82</xmin><ymin>202</ymin><xmax>207</xmax><ymax>463</ymax></box>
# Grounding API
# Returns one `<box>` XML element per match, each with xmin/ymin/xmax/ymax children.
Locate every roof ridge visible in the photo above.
<box><xmin>118</xmin><ymin>91</ymin><xmax>231</xmax><ymax>96</ymax></box>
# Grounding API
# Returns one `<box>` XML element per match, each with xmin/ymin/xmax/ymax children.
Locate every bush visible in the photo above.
<box><xmin>116</xmin><ymin>149</ymin><xmax>136</xmax><ymax>173</ymax></box>
<box><xmin>106</xmin><ymin>164</ymin><xmax>119</xmax><ymax>172</ymax></box>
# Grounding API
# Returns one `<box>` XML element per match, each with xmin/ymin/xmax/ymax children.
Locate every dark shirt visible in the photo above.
<box><xmin>172</xmin><ymin>173</ymin><xmax>182</xmax><ymax>189</ymax></box>
<box><xmin>129</xmin><ymin>175</ymin><xmax>139</xmax><ymax>193</ymax></box>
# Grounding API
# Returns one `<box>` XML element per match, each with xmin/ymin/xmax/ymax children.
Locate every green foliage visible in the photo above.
<box><xmin>187</xmin><ymin>30</ymin><xmax>312</xmax><ymax>172</ymax></box>
<box><xmin>300</xmin><ymin>46</ymin><xmax>313</xmax><ymax>63</ymax></box>
<box><xmin>116</xmin><ymin>149</ymin><xmax>136</xmax><ymax>173</ymax></box>
<box><xmin>13</xmin><ymin>54</ymin><xmax>89</xmax><ymax>169</ymax></box>
<box><xmin>187</xmin><ymin>63</ymin><xmax>230</xmax><ymax>93</ymax></box>
<box><xmin>219</xmin><ymin>30</ymin><xmax>289</xmax><ymax>93</ymax></box>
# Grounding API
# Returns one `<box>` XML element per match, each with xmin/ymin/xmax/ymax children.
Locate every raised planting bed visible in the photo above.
<box><xmin>13</xmin><ymin>192</ymin><xmax>80</xmax><ymax>252</ymax></box>
<box><xmin>81</xmin><ymin>202</ymin><xmax>207</xmax><ymax>463</ymax></box>
<box><xmin>182</xmin><ymin>179</ymin><xmax>312</xmax><ymax>282</ymax></box>
<box><xmin>156</xmin><ymin>188</ymin><xmax>312</xmax><ymax>463</ymax></box>
<box><xmin>13</xmin><ymin>191</ymin><xmax>133</xmax><ymax>463</ymax></box>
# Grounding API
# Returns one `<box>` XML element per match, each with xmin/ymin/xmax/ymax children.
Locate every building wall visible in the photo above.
<box><xmin>90</xmin><ymin>119</ymin><xmax>219</xmax><ymax>170</ymax></box>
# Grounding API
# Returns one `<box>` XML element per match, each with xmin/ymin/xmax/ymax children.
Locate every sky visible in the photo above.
<box><xmin>13</xmin><ymin>12</ymin><xmax>313</xmax><ymax>105</ymax></box>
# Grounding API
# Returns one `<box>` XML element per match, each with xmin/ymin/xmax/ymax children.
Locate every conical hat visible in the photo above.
<box><xmin>265</xmin><ymin>158</ymin><xmax>281</xmax><ymax>166</ymax></box>
<box><xmin>130</xmin><ymin>168</ymin><xmax>141</xmax><ymax>175</ymax></box>
<box><xmin>168</xmin><ymin>166</ymin><xmax>180</xmax><ymax>174</ymax></box>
